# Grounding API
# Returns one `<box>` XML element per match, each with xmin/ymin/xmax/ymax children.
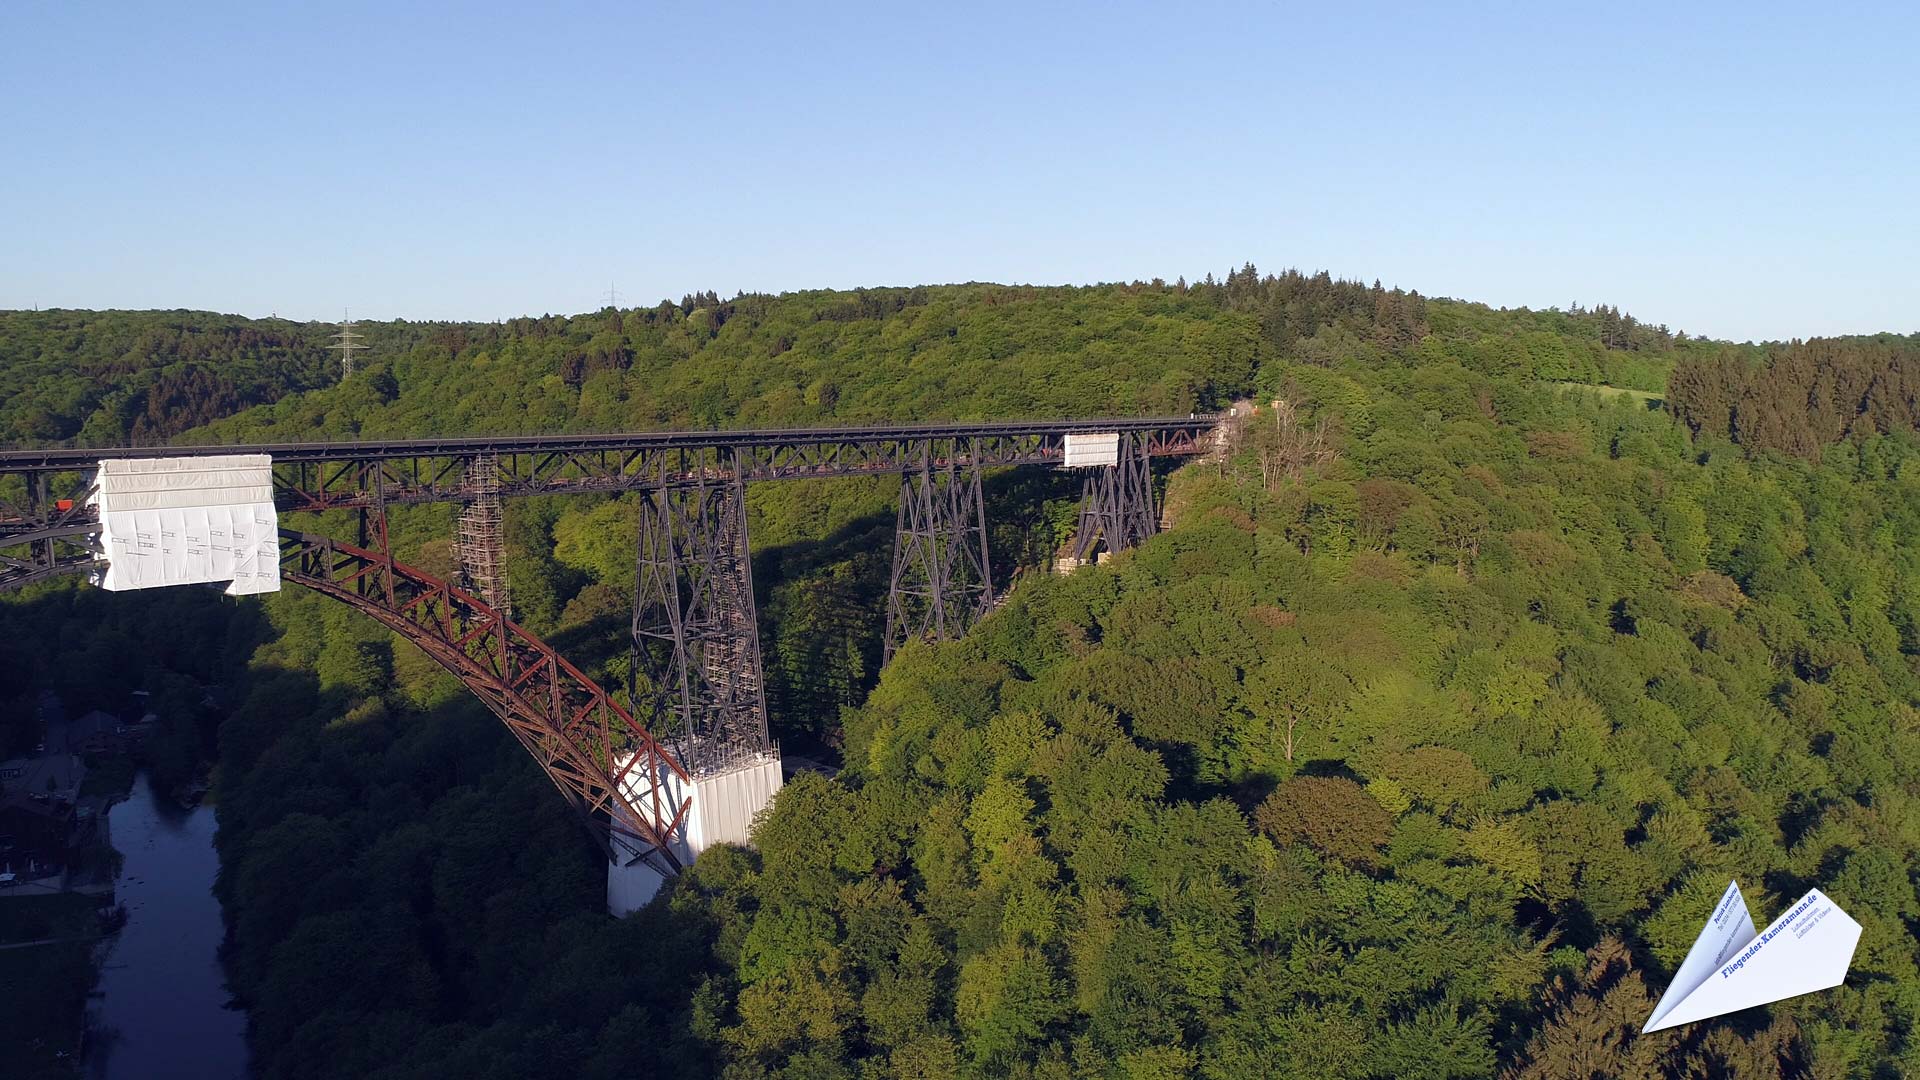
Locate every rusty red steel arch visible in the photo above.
<box><xmin>278</xmin><ymin>528</ymin><xmax>692</xmax><ymax>870</ymax></box>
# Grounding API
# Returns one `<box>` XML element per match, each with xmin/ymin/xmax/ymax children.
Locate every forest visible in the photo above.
<box><xmin>1667</xmin><ymin>334</ymin><xmax>1920</xmax><ymax>457</ymax></box>
<box><xmin>2</xmin><ymin>272</ymin><xmax>1917</xmax><ymax>1079</ymax></box>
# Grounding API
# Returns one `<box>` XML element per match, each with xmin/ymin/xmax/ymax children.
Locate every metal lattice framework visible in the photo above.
<box><xmin>0</xmin><ymin>522</ymin><xmax>103</xmax><ymax>591</ymax></box>
<box><xmin>884</xmin><ymin>440</ymin><xmax>994</xmax><ymax>662</ymax></box>
<box><xmin>0</xmin><ymin>418</ymin><xmax>1215</xmax><ymax>516</ymax></box>
<box><xmin>0</xmin><ymin>470</ymin><xmax>104</xmax><ymax>590</ymax></box>
<box><xmin>630</xmin><ymin>462</ymin><xmax>772</xmax><ymax>777</ymax></box>
<box><xmin>1072</xmin><ymin>430</ymin><xmax>1159</xmax><ymax>561</ymax></box>
<box><xmin>0</xmin><ymin>417</ymin><xmax>1221</xmax><ymax>868</ymax></box>
<box><xmin>280</xmin><ymin>523</ymin><xmax>690</xmax><ymax>870</ymax></box>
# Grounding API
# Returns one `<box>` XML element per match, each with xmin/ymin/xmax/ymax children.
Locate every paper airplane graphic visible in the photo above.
<box><xmin>1643</xmin><ymin>880</ymin><xmax>1861</xmax><ymax>1032</ymax></box>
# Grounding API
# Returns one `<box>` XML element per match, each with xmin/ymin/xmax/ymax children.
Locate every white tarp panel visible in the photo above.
<box><xmin>606</xmin><ymin>857</ymin><xmax>671</xmax><ymax>916</ymax></box>
<box><xmin>688</xmin><ymin>755</ymin><xmax>784</xmax><ymax>852</ymax></box>
<box><xmin>607</xmin><ymin>748</ymin><xmax>783</xmax><ymax>914</ymax></box>
<box><xmin>611</xmin><ymin>749</ymin><xmax>784</xmax><ymax>866</ymax></box>
<box><xmin>90</xmin><ymin>455</ymin><xmax>280</xmax><ymax>595</ymax></box>
<box><xmin>1063</xmin><ymin>431</ymin><xmax>1121</xmax><ymax>469</ymax></box>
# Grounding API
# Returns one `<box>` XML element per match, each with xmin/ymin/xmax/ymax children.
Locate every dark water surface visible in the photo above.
<box><xmin>86</xmin><ymin>773</ymin><xmax>247</xmax><ymax>1079</ymax></box>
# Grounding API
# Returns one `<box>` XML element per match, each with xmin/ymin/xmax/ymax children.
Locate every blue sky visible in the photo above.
<box><xmin>2</xmin><ymin>1</ymin><xmax>1914</xmax><ymax>341</ymax></box>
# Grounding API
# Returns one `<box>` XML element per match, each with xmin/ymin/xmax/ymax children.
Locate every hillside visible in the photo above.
<box><xmin>5</xmin><ymin>274</ymin><xmax>1919</xmax><ymax>1078</ymax></box>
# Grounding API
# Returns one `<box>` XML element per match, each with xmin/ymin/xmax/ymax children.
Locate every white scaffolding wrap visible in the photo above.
<box><xmin>606</xmin><ymin>750</ymin><xmax>783</xmax><ymax>914</ymax></box>
<box><xmin>1062</xmin><ymin>431</ymin><xmax>1121</xmax><ymax>468</ymax></box>
<box><xmin>89</xmin><ymin>455</ymin><xmax>281</xmax><ymax>595</ymax></box>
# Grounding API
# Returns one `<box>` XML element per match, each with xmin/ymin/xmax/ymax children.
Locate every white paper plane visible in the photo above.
<box><xmin>1644</xmin><ymin>880</ymin><xmax>1759</xmax><ymax>1031</ymax></box>
<box><xmin>1643</xmin><ymin>880</ymin><xmax>1861</xmax><ymax>1033</ymax></box>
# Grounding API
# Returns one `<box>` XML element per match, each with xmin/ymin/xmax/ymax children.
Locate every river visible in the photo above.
<box><xmin>85</xmin><ymin>772</ymin><xmax>247</xmax><ymax>1079</ymax></box>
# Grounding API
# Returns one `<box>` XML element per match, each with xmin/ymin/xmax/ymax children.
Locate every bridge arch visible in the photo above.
<box><xmin>0</xmin><ymin>525</ymin><xmax>698</xmax><ymax>883</ymax></box>
<box><xmin>276</xmin><ymin>529</ymin><xmax>691</xmax><ymax>872</ymax></box>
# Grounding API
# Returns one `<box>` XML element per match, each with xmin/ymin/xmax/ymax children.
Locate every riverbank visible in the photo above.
<box><xmin>0</xmin><ymin>756</ymin><xmax>132</xmax><ymax>1078</ymax></box>
<box><xmin>0</xmin><ymin>766</ymin><xmax>245</xmax><ymax>1079</ymax></box>
<box><xmin>0</xmin><ymin>893</ymin><xmax>101</xmax><ymax>1075</ymax></box>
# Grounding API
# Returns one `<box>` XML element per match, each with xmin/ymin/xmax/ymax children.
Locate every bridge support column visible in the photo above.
<box><xmin>884</xmin><ymin>439</ymin><xmax>994</xmax><ymax>663</ymax></box>
<box><xmin>622</xmin><ymin>456</ymin><xmax>780</xmax><ymax>911</ymax></box>
<box><xmin>455</xmin><ymin>452</ymin><xmax>510</xmax><ymax>617</ymax></box>
<box><xmin>1068</xmin><ymin>431</ymin><xmax>1157</xmax><ymax>566</ymax></box>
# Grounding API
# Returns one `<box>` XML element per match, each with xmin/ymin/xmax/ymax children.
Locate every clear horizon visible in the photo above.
<box><xmin>3</xmin><ymin>1</ymin><xmax>1915</xmax><ymax>344</ymax></box>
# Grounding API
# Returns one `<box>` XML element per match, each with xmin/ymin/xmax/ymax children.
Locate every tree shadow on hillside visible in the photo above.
<box><xmin>746</xmin><ymin>466</ymin><xmax>1086</xmax><ymax>758</ymax></box>
<box><xmin>212</xmin><ymin>653</ymin><xmax>726</xmax><ymax>1077</ymax></box>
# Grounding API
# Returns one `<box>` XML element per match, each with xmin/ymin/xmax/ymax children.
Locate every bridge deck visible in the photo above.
<box><xmin>0</xmin><ymin>415</ymin><xmax>1219</xmax><ymax>469</ymax></box>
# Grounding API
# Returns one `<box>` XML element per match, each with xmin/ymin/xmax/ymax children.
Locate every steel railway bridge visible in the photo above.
<box><xmin>0</xmin><ymin>415</ymin><xmax>1218</xmax><ymax>910</ymax></box>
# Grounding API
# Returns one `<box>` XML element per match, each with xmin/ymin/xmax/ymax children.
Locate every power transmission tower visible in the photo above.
<box><xmin>605</xmin><ymin>282</ymin><xmax>622</xmax><ymax>309</ymax></box>
<box><xmin>330</xmin><ymin>311</ymin><xmax>369</xmax><ymax>377</ymax></box>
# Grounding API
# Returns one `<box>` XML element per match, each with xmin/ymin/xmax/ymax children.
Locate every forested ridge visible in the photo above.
<box><xmin>1668</xmin><ymin>334</ymin><xmax>1920</xmax><ymax>457</ymax></box>
<box><xmin>0</xmin><ymin>310</ymin><xmax>455</xmax><ymax>446</ymax></box>
<box><xmin>5</xmin><ymin>274</ymin><xmax>1919</xmax><ymax>1079</ymax></box>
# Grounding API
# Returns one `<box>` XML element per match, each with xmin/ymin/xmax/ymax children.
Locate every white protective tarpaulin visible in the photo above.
<box><xmin>1062</xmin><ymin>431</ymin><xmax>1121</xmax><ymax>469</ymax></box>
<box><xmin>90</xmin><ymin>455</ymin><xmax>280</xmax><ymax>595</ymax></box>
<box><xmin>607</xmin><ymin>749</ymin><xmax>783</xmax><ymax>915</ymax></box>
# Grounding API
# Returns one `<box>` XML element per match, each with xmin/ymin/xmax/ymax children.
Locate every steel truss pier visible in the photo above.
<box><xmin>1072</xmin><ymin>430</ymin><xmax>1159</xmax><ymax>562</ymax></box>
<box><xmin>629</xmin><ymin>460</ymin><xmax>772</xmax><ymax>778</ymax></box>
<box><xmin>883</xmin><ymin>439</ymin><xmax>994</xmax><ymax>662</ymax></box>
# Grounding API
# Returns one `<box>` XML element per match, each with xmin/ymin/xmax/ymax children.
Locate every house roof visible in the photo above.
<box><xmin>0</xmin><ymin>754</ymin><xmax>84</xmax><ymax>805</ymax></box>
<box><xmin>43</xmin><ymin>710</ymin><xmax>120</xmax><ymax>754</ymax></box>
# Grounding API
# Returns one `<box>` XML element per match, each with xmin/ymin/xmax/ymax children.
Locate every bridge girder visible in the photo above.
<box><xmin>0</xmin><ymin>417</ymin><xmax>1220</xmax><ymax>872</ymax></box>
<box><xmin>0</xmin><ymin>418</ymin><xmax>1215</xmax><ymax>521</ymax></box>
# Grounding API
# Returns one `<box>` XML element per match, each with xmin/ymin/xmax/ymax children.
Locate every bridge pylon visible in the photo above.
<box><xmin>618</xmin><ymin>455</ymin><xmax>781</xmax><ymax>913</ymax></box>
<box><xmin>1067</xmin><ymin>430</ymin><xmax>1158</xmax><ymax>566</ymax></box>
<box><xmin>883</xmin><ymin>439</ymin><xmax>994</xmax><ymax>663</ymax></box>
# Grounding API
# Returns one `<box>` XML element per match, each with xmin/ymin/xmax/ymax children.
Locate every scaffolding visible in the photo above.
<box><xmin>455</xmin><ymin>452</ymin><xmax>511</xmax><ymax>617</ymax></box>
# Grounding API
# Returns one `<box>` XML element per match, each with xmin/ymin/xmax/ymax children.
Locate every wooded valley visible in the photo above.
<box><xmin>3</xmin><ymin>269</ymin><xmax>1918</xmax><ymax>1078</ymax></box>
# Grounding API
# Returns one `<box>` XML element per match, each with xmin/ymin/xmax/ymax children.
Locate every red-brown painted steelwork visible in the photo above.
<box><xmin>0</xmin><ymin>415</ymin><xmax>1225</xmax><ymax>870</ymax></box>
<box><xmin>279</xmin><ymin>526</ymin><xmax>690</xmax><ymax>867</ymax></box>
